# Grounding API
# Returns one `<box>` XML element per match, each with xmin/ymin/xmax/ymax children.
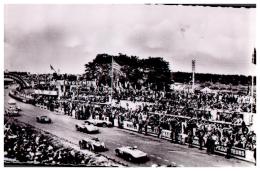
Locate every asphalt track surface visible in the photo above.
<box><xmin>4</xmin><ymin>88</ymin><xmax>254</xmax><ymax>167</ymax></box>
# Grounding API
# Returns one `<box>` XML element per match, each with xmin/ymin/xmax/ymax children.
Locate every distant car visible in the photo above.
<box><xmin>36</xmin><ymin>116</ymin><xmax>52</xmax><ymax>123</ymax></box>
<box><xmin>115</xmin><ymin>146</ymin><xmax>148</xmax><ymax>163</ymax></box>
<box><xmin>15</xmin><ymin>105</ymin><xmax>22</xmax><ymax>111</ymax></box>
<box><xmin>85</xmin><ymin>117</ymin><xmax>113</xmax><ymax>127</ymax></box>
<box><xmin>5</xmin><ymin>108</ymin><xmax>20</xmax><ymax>117</ymax></box>
<box><xmin>5</xmin><ymin>105</ymin><xmax>20</xmax><ymax>116</ymax></box>
<box><xmin>75</xmin><ymin>122</ymin><xmax>99</xmax><ymax>133</ymax></box>
<box><xmin>79</xmin><ymin>137</ymin><xmax>106</xmax><ymax>152</ymax></box>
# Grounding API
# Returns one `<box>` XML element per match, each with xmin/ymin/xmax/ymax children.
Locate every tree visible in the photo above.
<box><xmin>84</xmin><ymin>53</ymin><xmax>172</xmax><ymax>91</ymax></box>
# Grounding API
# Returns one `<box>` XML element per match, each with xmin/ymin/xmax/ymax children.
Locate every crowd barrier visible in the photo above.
<box><xmin>123</xmin><ymin>121</ymin><xmax>138</xmax><ymax>132</ymax></box>
<box><xmin>35</xmin><ymin>104</ymin><xmax>65</xmax><ymax>115</ymax></box>
<box><xmin>120</xmin><ymin>120</ymin><xmax>255</xmax><ymax>163</ymax></box>
<box><xmin>54</xmin><ymin>108</ymin><xmax>65</xmax><ymax>114</ymax></box>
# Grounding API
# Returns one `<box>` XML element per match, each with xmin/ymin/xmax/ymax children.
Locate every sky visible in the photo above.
<box><xmin>4</xmin><ymin>4</ymin><xmax>256</xmax><ymax>75</ymax></box>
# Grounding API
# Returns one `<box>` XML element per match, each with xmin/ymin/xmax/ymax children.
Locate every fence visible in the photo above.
<box><xmin>121</xmin><ymin>120</ymin><xmax>255</xmax><ymax>163</ymax></box>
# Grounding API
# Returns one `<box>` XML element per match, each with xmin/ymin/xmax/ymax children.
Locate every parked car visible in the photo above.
<box><xmin>75</xmin><ymin>122</ymin><xmax>99</xmax><ymax>134</ymax></box>
<box><xmin>85</xmin><ymin>117</ymin><xmax>113</xmax><ymax>127</ymax></box>
<box><xmin>115</xmin><ymin>146</ymin><xmax>148</xmax><ymax>163</ymax></box>
<box><xmin>36</xmin><ymin>116</ymin><xmax>52</xmax><ymax>123</ymax></box>
<box><xmin>79</xmin><ymin>137</ymin><xmax>106</xmax><ymax>152</ymax></box>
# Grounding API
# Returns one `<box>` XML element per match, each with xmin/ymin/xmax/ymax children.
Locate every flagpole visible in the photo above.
<box><xmin>111</xmin><ymin>57</ymin><xmax>113</xmax><ymax>104</ymax></box>
<box><xmin>251</xmin><ymin>49</ymin><xmax>256</xmax><ymax>114</ymax></box>
<box><xmin>251</xmin><ymin>75</ymin><xmax>254</xmax><ymax>113</ymax></box>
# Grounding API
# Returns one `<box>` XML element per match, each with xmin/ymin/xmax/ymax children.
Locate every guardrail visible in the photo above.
<box><xmin>35</xmin><ymin>104</ymin><xmax>66</xmax><ymax>115</ymax></box>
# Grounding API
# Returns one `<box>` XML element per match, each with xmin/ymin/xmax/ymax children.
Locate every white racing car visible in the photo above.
<box><xmin>85</xmin><ymin>117</ymin><xmax>113</xmax><ymax>127</ymax></box>
<box><xmin>75</xmin><ymin>122</ymin><xmax>99</xmax><ymax>134</ymax></box>
<box><xmin>115</xmin><ymin>146</ymin><xmax>148</xmax><ymax>163</ymax></box>
<box><xmin>5</xmin><ymin>106</ymin><xmax>20</xmax><ymax>117</ymax></box>
<box><xmin>79</xmin><ymin>137</ymin><xmax>106</xmax><ymax>152</ymax></box>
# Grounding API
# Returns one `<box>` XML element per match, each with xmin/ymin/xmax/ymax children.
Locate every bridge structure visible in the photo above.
<box><xmin>4</xmin><ymin>72</ymin><xmax>30</xmax><ymax>89</ymax></box>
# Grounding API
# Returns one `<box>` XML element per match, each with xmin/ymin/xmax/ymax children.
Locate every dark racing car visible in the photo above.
<box><xmin>75</xmin><ymin>122</ymin><xmax>99</xmax><ymax>134</ymax></box>
<box><xmin>79</xmin><ymin>137</ymin><xmax>106</xmax><ymax>152</ymax></box>
<box><xmin>36</xmin><ymin>116</ymin><xmax>52</xmax><ymax>123</ymax></box>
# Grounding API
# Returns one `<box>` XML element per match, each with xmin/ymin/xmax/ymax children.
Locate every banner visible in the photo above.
<box><xmin>34</xmin><ymin>89</ymin><xmax>58</xmax><ymax>96</ymax></box>
<box><xmin>215</xmin><ymin>146</ymin><xmax>246</xmax><ymax>158</ymax></box>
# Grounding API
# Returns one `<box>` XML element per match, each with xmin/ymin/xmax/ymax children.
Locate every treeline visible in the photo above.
<box><xmin>85</xmin><ymin>53</ymin><xmax>172</xmax><ymax>90</ymax></box>
<box><xmin>172</xmin><ymin>72</ymin><xmax>256</xmax><ymax>86</ymax></box>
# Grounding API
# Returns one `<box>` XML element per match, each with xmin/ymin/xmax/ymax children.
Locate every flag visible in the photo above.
<box><xmin>112</xmin><ymin>59</ymin><xmax>123</xmax><ymax>75</ymax></box>
<box><xmin>252</xmin><ymin>48</ymin><xmax>256</xmax><ymax>65</ymax></box>
<box><xmin>50</xmin><ymin>65</ymin><xmax>55</xmax><ymax>70</ymax></box>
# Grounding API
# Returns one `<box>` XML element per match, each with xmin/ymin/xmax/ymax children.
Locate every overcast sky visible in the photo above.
<box><xmin>4</xmin><ymin>4</ymin><xmax>256</xmax><ymax>75</ymax></box>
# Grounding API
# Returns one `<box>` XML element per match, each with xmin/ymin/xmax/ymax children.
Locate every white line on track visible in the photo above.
<box><xmin>150</xmin><ymin>154</ymin><xmax>155</xmax><ymax>157</ymax></box>
<box><xmin>157</xmin><ymin>156</ymin><xmax>162</xmax><ymax>160</ymax></box>
<box><xmin>164</xmin><ymin>159</ymin><xmax>169</xmax><ymax>162</ymax></box>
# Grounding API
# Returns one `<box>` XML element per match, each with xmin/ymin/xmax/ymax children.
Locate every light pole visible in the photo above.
<box><xmin>192</xmin><ymin>59</ymin><xmax>196</xmax><ymax>92</ymax></box>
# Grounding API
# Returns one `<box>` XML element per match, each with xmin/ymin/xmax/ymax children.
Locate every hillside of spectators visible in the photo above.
<box><xmin>4</xmin><ymin>119</ymin><xmax>120</xmax><ymax>166</ymax></box>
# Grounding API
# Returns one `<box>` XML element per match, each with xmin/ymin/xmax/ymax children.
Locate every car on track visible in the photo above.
<box><xmin>5</xmin><ymin>106</ymin><xmax>20</xmax><ymax>117</ymax></box>
<box><xmin>75</xmin><ymin>122</ymin><xmax>99</xmax><ymax>134</ymax></box>
<box><xmin>79</xmin><ymin>137</ymin><xmax>106</xmax><ymax>152</ymax></box>
<box><xmin>115</xmin><ymin>146</ymin><xmax>148</xmax><ymax>163</ymax></box>
<box><xmin>36</xmin><ymin>115</ymin><xmax>52</xmax><ymax>123</ymax></box>
<box><xmin>85</xmin><ymin>117</ymin><xmax>113</xmax><ymax>128</ymax></box>
<box><xmin>15</xmin><ymin>105</ymin><xmax>22</xmax><ymax>111</ymax></box>
<box><xmin>5</xmin><ymin>109</ymin><xmax>20</xmax><ymax>117</ymax></box>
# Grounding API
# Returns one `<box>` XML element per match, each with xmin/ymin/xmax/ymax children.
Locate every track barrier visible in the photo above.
<box><xmin>121</xmin><ymin>120</ymin><xmax>255</xmax><ymax>163</ymax></box>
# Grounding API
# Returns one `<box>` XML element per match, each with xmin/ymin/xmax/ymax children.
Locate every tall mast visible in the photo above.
<box><xmin>192</xmin><ymin>59</ymin><xmax>196</xmax><ymax>92</ymax></box>
<box><xmin>111</xmin><ymin>57</ymin><xmax>113</xmax><ymax>104</ymax></box>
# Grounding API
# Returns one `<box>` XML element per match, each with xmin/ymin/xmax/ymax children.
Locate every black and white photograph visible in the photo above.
<box><xmin>2</xmin><ymin>1</ymin><xmax>257</xmax><ymax>167</ymax></box>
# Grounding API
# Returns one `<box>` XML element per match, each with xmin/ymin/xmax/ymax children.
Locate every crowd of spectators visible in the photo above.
<box><xmin>9</xmin><ymin>72</ymin><xmax>256</xmax><ymax>155</ymax></box>
<box><xmin>113</xmin><ymin>88</ymin><xmax>255</xmax><ymax>113</ymax></box>
<box><xmin>110</xmin><ymin>104</ymin><xmax>256</xmax><ymax>150</ymax></box>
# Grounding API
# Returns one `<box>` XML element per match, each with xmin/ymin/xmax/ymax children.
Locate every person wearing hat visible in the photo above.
<box><xmin>198</xmin><ymin>129</ymin><xmax>205</xmax><ymax>150</ymax></box>
<box><xmin>225</xmin><ymin>136</ymin><xmax>234</xmax><ymax>159</ymax></box>
<box><xmin>157</xmin><ymin>121</ymin><xmax>162</xmax><ymax>138</ymax></box>
<box><xmin>188</xmin><ymin>130</ymin><xmax>193</xmax><ymax>148</ymax></box>
<box><xmin>206</xmin><ymin>134</ymin><xmax>212</xmax><ymax>154</ymax></box>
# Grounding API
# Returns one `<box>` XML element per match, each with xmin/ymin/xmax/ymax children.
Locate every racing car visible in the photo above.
<box><xmin>15</xmin><ymin>105</ymin><xmax>22</xmax><ymax>111</ymax></box>
<box><xmin>79</xmin><ymin>137</ymin><xmax>106</xmax><ymax>152</ymax></box>
<box><xmin>36</xmin><ymin>116</ymin><xmax>52</xmax><ymax>123</ymax></box>
<box><xmin>115</xmin><ymin>146</ymin><xmax>148</xmax><ymax>163</ymax></box>
<box><xmin>5</xmin><ymin>107</ymin><xmax>20</xmax><ymax>117</ymax></box>
<box><xmin>85</xmin><ymin>117</ymin><xmax>113</xmax><ymax>128</ymax></box>
<box><xmin>75</xmin><ymin>122</ymin><xmax>99</xmax><ymax>134</ymax></box>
